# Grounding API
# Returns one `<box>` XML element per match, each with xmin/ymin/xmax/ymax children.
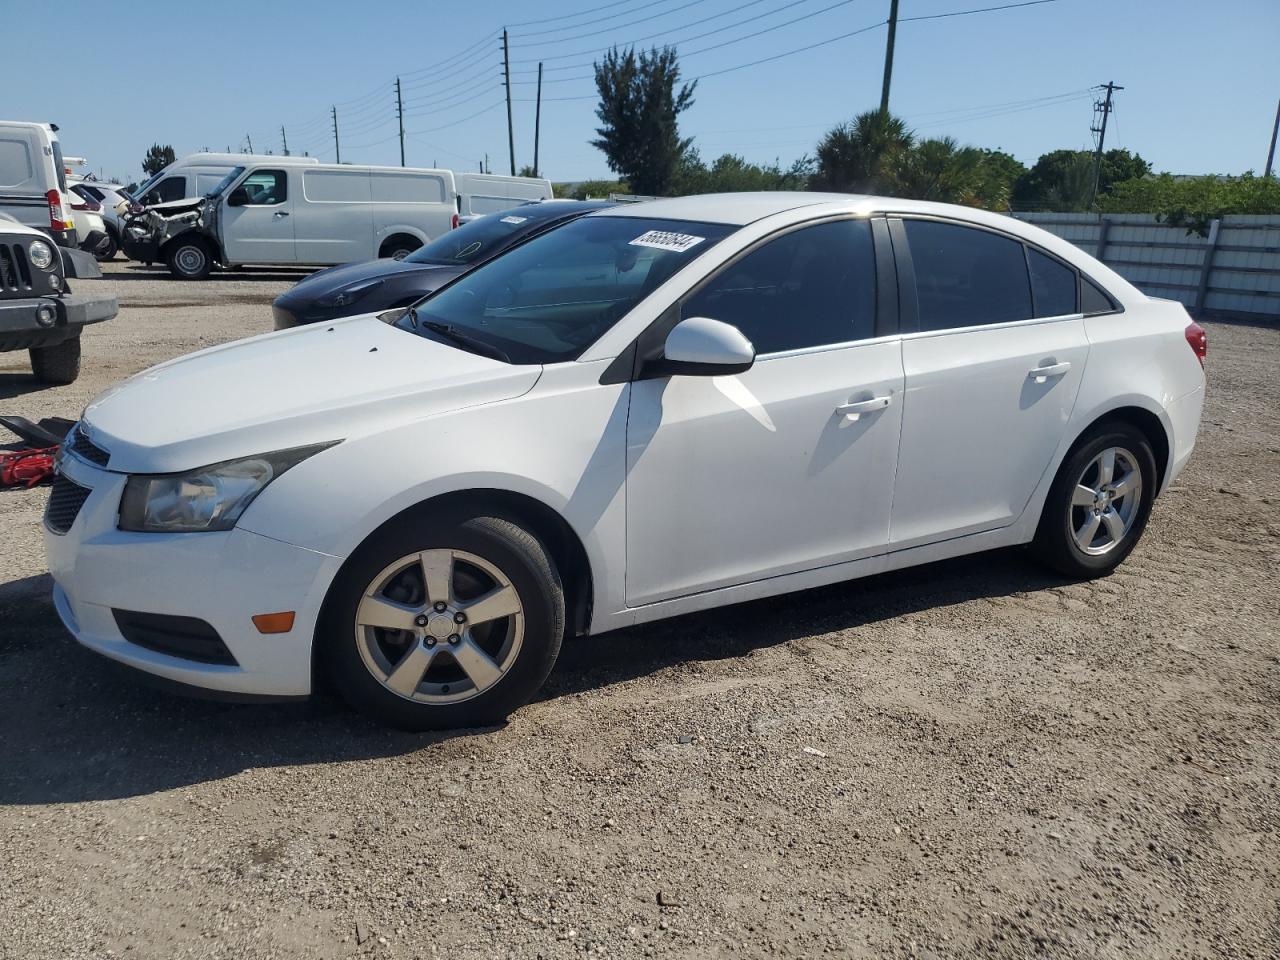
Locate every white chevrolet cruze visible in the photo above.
<box><xmin>45</xmin><ymin>193</ymin><xmax>1207</xmax><ymax>729</ymax></box>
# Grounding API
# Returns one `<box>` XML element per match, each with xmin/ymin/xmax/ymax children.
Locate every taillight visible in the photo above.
<box><xmin>69</xmin><ymin>199</ymin><xmax>100</xmax><ymax>212</ymax></box>
<box><xmin>46</xmin><ymin>189</ymin><xmax>73</xmax><ymax>231</ymax></box>
<box><xmin>451</xmin><ymin>213</ymin><xmax>459</xmax><ymax>230</ymax></box>
<box><xmin>1185</xmin><ymin>321</ymin><xmax>1207</xmax><ymax>367</ymax></box>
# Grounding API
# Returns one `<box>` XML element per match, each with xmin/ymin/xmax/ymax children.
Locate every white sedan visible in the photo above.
<box><xmin>44</xmin><ymin>193</ymin><xmax>1207</xmax><ymax>729</ymax></box>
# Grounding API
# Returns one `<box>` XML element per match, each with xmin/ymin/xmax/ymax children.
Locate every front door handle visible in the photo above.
<box><xmin>835</xmin><ymin>395</ymin><xmax>892</xmax><ymax>421</ymax></box>
<box><xmin>1028</xmin><ymin>361</ymin><xmax>1070</xmax><ymax>383</ymax></box>
<box><xmin>273</xmin><ymin>211</ymin><xmax>290</xmax><ymax>218</ymax></box>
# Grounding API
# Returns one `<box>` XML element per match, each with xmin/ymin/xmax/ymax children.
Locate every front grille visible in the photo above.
<box><xmin>0</xmin><ymin>242</ymin><xmax>33</xmax><ymax>295</ymax></box>
<box><xmin>44</xmin><ymin>474</ymin><xmax>91</xmax><ymax>534</ymax></box>
<box><xmin>67</xmin><ymin>425</ymin><xmax>110</xmax><ymax>467</ymax></box>
<box><xmin>112</xmin><ymin>610</ymin><xmax>238</xmax><ymax>665</ymax></box>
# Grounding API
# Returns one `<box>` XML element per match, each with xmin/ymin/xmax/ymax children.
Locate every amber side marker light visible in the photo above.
<box><xmin>252</xmin><ymin>612</ymin><xmax>296</xmax><ymax>634</ymax></box>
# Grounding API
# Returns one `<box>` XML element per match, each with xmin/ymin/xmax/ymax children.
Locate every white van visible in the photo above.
<box><xmin>122</xmin><ymin>160</ymin><xmax>459</xmax><ymax>279</ymax></box>
<box><xmin>131</xmin><ymin>152</ymin><xmax>320</xmax><ymax>208</ymax></box>
<box><xmin>454</xmin><ymin>172</ymin><xmax>553</xmax><ymax>222</ymax></box>
<box><xmin>0</xmin><ymin>120</ymin><xmax>79</xmax><ymax>248</ymax></box>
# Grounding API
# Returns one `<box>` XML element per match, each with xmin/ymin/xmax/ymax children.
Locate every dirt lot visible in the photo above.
<box><xmin>0</xmin><ymin>261</ymin><xmax>1276</xmax><ymax>960</ymax></box>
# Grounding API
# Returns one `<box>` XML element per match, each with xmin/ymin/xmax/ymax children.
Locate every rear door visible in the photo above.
<box><xmin>220</xmin><ymin>168</ymin><xmax>296</xmax><ymax>264</ymax></box>
<box><xmin>296</xmin><ymin>167</ymin><xmax>371</xmax><ymax>264</ymax></box>
<box><xmin>889</xmin><ymin>217</ymin><xmax>1089</xmax><ymax>547</ymax></box>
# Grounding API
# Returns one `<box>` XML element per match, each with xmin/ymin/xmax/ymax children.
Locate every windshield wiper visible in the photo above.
<box><xmin>413</xmin><ymin>310</ymin><xmax>511</xmax><ymax>363</ymax></box>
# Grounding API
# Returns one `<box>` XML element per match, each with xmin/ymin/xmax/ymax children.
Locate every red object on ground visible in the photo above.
<box><xmin>0</xmin><ymin>446</ymin><xmax>58</xmax><ymax>487</ymax></box>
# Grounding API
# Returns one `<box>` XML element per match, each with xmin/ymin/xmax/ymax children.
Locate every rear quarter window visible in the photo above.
<box><xmin>1081</xmin><ymin>276</ymin><xmax>1120</xmax><ymax>315</ymax></box>
<box><xmin>0</xmin><ymin>138</ymin><xmax>35</xmax><ymax>189</ymax></box>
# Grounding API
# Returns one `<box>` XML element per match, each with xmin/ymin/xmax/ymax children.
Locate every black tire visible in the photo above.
<box><xmin>1032</xmin><ymin>422</ymin><xmax>1158</xmax><ymax>579</ymax></box>
<box><xmin>166</xmin><ymin>237</ymin><xmax>212</xmax><ymax>280</ymax></box>
<box><xmin>29</xmin><ymin>336</ymin><xmax>81</xmax><ymax>385</ymax></box>
<box><xmin>380</xmin><ymin>235</ymin><xmax>421</xmax><ymax>261</ymax></box>
<box><xmin>94</xmin><ymin>229</ymin><xmax>119</xmax><ymax>262</ymax></box>
<box><xmin>322</xmin><ymin>514</ymin><xmax>565</xmax><ymax>731</ymax></box>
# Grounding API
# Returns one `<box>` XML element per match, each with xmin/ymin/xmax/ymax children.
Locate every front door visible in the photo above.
<box><xmin>624</xmin><ymin>218</ymin><xmax>903</xmax><ymax>606</ymax></box>
<box><xmin>221</xmin><ymin>168</ymin><xmax>295</xmax><ymax>264</ymax></box>
<box><xmin>889</xmin><ymin>218</ymin><xmax>1089</xmax><ymax>547</ymax></box>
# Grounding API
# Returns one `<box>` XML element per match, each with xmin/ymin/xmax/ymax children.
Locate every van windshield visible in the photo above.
<box><xmin>208</xmin><ymin>166</ymin><xmax>245</xmax><ymax>198</ymax></box>
<box><xmin>394</xmin><ymin>216</ymin><xmax>734</xmax><ymax>364</ymax></box>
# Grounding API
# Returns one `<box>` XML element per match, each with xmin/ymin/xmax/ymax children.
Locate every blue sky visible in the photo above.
<box><xmin>4</xmin><ymin>0</ymin><xmax>1276</xmax><ymax>185</ymax></box>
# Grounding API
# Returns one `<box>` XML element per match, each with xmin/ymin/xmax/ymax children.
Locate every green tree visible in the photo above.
<box><xmin>141</xmin><ymin>143</ymin><xmax>176</xmax><ymax>178</ymax></box>
<box><xmin>1100</xmin><ymin>172</ymin><xmax>1280</xmax><ymax>235</ymax></box>
<box><xmin>591</xmin><ymin>46</ymin><xmax>695</xmax><ymax>196</ymax></box>
<box><xmin>811</xmin><ymin>110</ymin><xmax>913</xmax><ymax>193</ymax></box>
<box><xmin>554</xmin><ymin>179</ymin><xmax>629</xmax><ymax>200</ymax></box>
<box><xmin>672</xmin><ymin>148</ymin><xmax>813</xmax><ymax>196</ymax></box>
<box><xmin>1013</xmin><ymin>148</ymin><xmax>1151</xmax><ymax>210</ymax></box>
<box><xmin>517</xmin><ymin>164</ymin><xmax>539</xmax><ymax>179</ymax></box>
<box><xmin>883</xmin><ymin>137</ymin><xmax>988</xmax><ymax>205</ymax></box>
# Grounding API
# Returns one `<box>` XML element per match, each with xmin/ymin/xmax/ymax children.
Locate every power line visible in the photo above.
<box><xmin>693</xmin><ymin>18</ymin><xmax>885</xmax><ymax>79</ymax></box>
<box><xmin>899</xmin><ymin>0</ymin><xmax>1056</xmax><ymax>22</ymax></box>
<box><xmin>513</xmin><ymin>0</ymin><xmax>714</xmax><ymax>52</ymax></box>
<box><xmin>507</xmin><ymin>0</ymin><xmax>651</xmax><ymax>29</ymax></box>
<box><xmin>517</xmin><ymin>0</ymin><xmax>692</xmax><ymax>38</ymax></box>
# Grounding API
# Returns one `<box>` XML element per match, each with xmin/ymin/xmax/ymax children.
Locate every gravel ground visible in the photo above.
<box><xmin>0</xmin><ymin>261</ymin><xmax>1276</xmax><ymax>960</ymax></box>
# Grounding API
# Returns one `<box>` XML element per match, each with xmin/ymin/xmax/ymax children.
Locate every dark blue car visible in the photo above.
<box><xmin>271</xmin><ymin>200</ymin><xmax>612</xmax><ymax>330</ymax></box>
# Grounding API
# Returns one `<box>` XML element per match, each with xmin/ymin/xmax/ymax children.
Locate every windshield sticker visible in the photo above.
<box><xmin>629</xmin><ymin>230</ymin><xmax>706</xmax><ymax>253</ymax></box>
<box><xmin>500</xmin><ymin>215</ymin><xmax>528</xmax><ymax>224</ymax></box>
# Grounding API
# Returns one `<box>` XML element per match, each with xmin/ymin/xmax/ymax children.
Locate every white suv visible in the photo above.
<box><xmin>45</xmin><ymin>193</ymin><xmax>1206</xmax><ymax>729</ymax></box>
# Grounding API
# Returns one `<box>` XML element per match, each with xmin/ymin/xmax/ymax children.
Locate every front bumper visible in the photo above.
<box><xmin>44</xmin><ymin>452</ymin><xmax>344</xmax><ymax>697</ymax></box>
<box><xmin>0</xmin><ymin>292</ymin><xmax>117</xmax><ymax>350</ymax></box>
<box><xmin>122</xmin><ymin>236</ymin><xmax>160</xmax><ymax>264</ymax></box>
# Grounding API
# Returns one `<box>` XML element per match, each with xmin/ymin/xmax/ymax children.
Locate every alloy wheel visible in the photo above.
<box><xmin>354</xmin><ymin>549</ymin><xmax>525</xmax><ymax>705</ymax></box>
<box><xmin>1069</xmin><ymin>446</ymin><xmax>1143</xmax><ymax>556</ymax></box>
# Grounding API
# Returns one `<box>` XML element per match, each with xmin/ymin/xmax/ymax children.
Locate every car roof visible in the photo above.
<box><xmin>516</xmin><ymin>199</ymin><xmax>613</xmax><ymax>220</ymax></box>
<box><xmin>592</xmin><ymin>192</ymin><xmax>871</xmax><ymax>225</ymax></box>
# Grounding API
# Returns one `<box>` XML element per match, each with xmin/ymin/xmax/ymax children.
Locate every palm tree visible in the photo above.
<box><xmin>883</xmin><ymin>137</ymin><xmax>986</xmax><ymax>204</ymax></box>
<box><xmin>812</xmin><ymin>110</ymin><xmax>913</xmax><ymax>193</ymax></box>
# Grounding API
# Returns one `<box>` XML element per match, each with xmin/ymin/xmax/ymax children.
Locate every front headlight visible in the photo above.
<box><xmin>323</xmin><ymin>278</ymin><xmax>384</xmax><ymax>308</ymax></box>
<box><xmin>28</xmin><ymin>240</ymin><xmax>55</xmax><ymax>271</ymax></box>
<box><xmin>118</xmin><ymin>442</ymin><xmax>337</xmax><ymax>533</ymax></box>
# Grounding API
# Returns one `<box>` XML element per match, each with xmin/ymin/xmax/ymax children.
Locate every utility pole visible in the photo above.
<box><xmin>502</xmin><ymin>28</ymin><xmax>516</xmax><ymax>175</ymax></box>
<box><xmin>396</xmin><ymin>77</ymin><xmax>406</xmax><ymax>167</ymax></box>
<box><xmin>1088</xmin><ymin>81</ymin><xmax>1123</xmax><ymax>208</ymax></box>
<box><xmin>246</xmin><ymin>132</ymin><xmax>254</xmax><ymax>153</ymax></box>
<box><xmin>533</xmin><ymin>61</ymin><xmax>544</xmax><ymax>177</ymax></box>
<box><xmin>1265</xmin><ymin>98</ymin><xmax>1280</xmax><ymax>177</ymax></box>
<box><xmin>280</xmin><ymin>125</ymin><xmax>289</xmax><ymax>156</ymax></box>
<box><xmin>332</xmin><ymin>106</ymin><xmax>340</xmax><ymax>164</ymax></box>
<box><xmin>879</xmin><ymin>0</ymin><xmax>900</xmax><ymax>116</ymax></box>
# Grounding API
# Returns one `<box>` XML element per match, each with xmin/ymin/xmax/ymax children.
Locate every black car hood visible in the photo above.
<box><xmin>290</xmin><ymin>257</ymin><xmax>464</xmax><ymax>293</ymax></box>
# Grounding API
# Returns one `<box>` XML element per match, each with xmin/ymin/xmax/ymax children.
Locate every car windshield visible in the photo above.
<box><xmin>134</xmin><ymin>170</ymin><xmax>163</xmax><ymax>199</ymax></box>
<box><xmin>207</xmin><ymin>166</ymin><xmax>245</xmax><ymax>198</ymax></box>
<box><xmin>406</xmin><ymin>209</ymin><xmax>554</xmax><ymax>266</ymax></box>
<box><xmin>394</xmin><ymin>216</ymin><xmax>735</xmax><ymax>365</ymax></box>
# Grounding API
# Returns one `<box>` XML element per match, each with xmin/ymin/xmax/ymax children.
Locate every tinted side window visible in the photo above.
<box><xmin>240</xmin><ymin>170</ymin><xmax>287</xmax><ymax>205</ymax></box>
<box><xmin>682</xmin><ymin>219</ymin><xmax>876</xmax><ymax>354</ymax></box>
<box><xmin>152</xmin><ymin>176</ymin><xmax>186</xmax><ymax>203</ymax></box>
<box><xmin>1081</xmin><ymin>276</ymin><xmax>1119</xmax><ymax>315</ymax></box>
<box><xmin>1028</xmin><ymin>248</ymin><xmax>1078</xmax><ymax>317</ymax></box>
<box><xmin>904</xmin><ymin>220</ymin><xmax>1032</xmax><ymax>331</ymax></box>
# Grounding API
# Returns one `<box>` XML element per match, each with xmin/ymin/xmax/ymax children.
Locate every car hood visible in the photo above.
<box><xmin>285</xmin><ymin>258</ymin><xmax>466</xmax><ymax>298</ymax></box>
<box><xmin>81</xmin><ymin>315</ymin><xmax>541</xmax><ymax>474</ymax></box>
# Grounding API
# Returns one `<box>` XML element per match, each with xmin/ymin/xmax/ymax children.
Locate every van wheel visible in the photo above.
<box><xmin>30</xmin><ymin>336</ymin><xmax>81</xmax><ymax>385</ymax></box>
<box><xmin>1032</xmin><ymin>422</ymin><xmax>1158</xmax><ymax>579</ymax></box>
<box><xmin>166</xmin><ymin>238</ymin><xmax>212</xmax><ymax>280</ymax></box>
<box><xmin>380</xmin><ymin>235</ymin><xmax>421</xmax><ymax>261</ymax></box>
<box><xmin>322</xmin><ymin>515</ymin><xmax>565</xmax><ymax>731</ymax></box>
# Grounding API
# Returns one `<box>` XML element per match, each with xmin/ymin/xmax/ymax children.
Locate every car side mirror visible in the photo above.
<box><xmin>226</xmin><ymin>187</ymin><xmax>249</xmax><ymax>207</ymax></box>
<box><xmin>646</xmin><ymin>316</ymin><xmax>755</xmax><ymax>378</ymax></box>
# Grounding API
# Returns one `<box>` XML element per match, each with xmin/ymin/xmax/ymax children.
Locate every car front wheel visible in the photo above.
<box><xmin>1033</xmin><ymin>422</ymin><xmax>1158</xmax><ymax>578</ymax></box>
<box><xmin>322</xmin><ymin>515</ymin><xmax>565</xmax><ymax>730</ymax></box>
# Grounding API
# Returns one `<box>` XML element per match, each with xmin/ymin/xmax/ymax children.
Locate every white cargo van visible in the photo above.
<box><xmin>454</xmin><ymin>172</ymin><xmax>553</xmax><ymax>222</ymax></box>
<box><xmin>122</xmin><ymin>160</ymin><xmax>459</xmax><ymax>279</ymax></box>
<box><xmin>131</xmin><ymin>152</ymin><xmax>321</xmax><ymax>208</ymax></box>
<box><xmin>0</xmin><ymin>120</ymin><xmax>79</xmax><ymax>248</ymax></box>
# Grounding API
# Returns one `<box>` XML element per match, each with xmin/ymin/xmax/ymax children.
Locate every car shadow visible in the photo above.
<box><xmin>0</xmin><ymin>374</ymin><xmax>59</xmax><ymax>401</ymax></box>
<box><xmin>108</xmin><ymin>264</ymin><xmax>317</xmax><ymax>283</ymax></box>
<box><xmin>0</xmin><ymin>549</ymin><xmax>1068</xmax><ymax>806</ymax></box>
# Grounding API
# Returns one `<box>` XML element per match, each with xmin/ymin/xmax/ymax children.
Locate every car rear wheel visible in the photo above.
<box><xmin>322</xmin><ymin>515</ymin><xmax>564</xmax><ymax>730</ymax></box>
<box><xmin>29</xmin><ymin>336</ymin><xmax>81</xmax><ymax>385</ymax></box>
<box><xmin>380</xmin><ymin>235</ymin><xmax>421</xmax><ymax>261</ymax></box>
<box><xmin>1033</xmin><ymin>422</ymin><xmax>1157</xmax><ymax>578</ymax></box>
<box><xmin>94</xmin><ymin>229</ymin><xmax>119</xmax><ymax>262</ymax></box>
<box><xmin>166</xmin><ymin>238</ymin><xmax>212</xmax><ymax>280</ymax></box>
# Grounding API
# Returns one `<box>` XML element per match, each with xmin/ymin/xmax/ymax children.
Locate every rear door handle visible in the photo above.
<box><xmin>1028</xmin><ymin>361</ymin><xmax>1071</xmax><ymax>383</ymax></box>
<box><xmin>835</xmin><ymin>395</ymin><xmax>892</xmax><ymax>421</ymax></box>
<box><xmin>273</xmin><ymin>211</ymin><xmax>290</xmax><ymax>218</ymax></box>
